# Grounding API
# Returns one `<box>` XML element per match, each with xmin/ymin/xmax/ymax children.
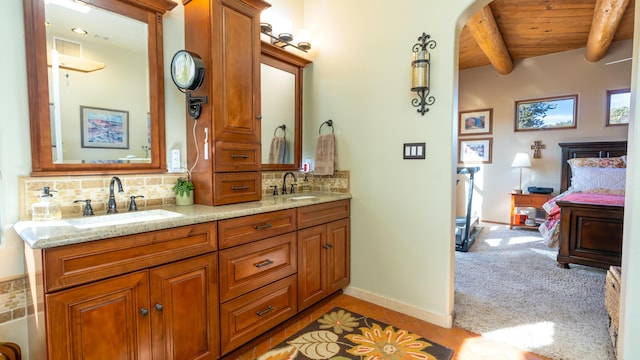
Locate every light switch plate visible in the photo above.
<box><xmin>403</xmin><ymin>143</ymin><xmax>426</xmax><ymax>159</ymax></box>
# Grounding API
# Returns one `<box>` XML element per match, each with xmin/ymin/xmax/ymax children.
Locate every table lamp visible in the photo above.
<box><xmin>511</xmin><ymin>152</ymin><xmax>531</xmax><ymax>194</ymax></box>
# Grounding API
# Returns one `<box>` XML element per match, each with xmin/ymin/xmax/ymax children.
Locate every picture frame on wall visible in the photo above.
<box><xmin>515</xmin><ymin>94</ymin><xmax>578</xmax><ymax>131</ymax></box>
<box><xmin>606</xmin><ymin>88</ymin><xmax>630</xmax><ymax>126</ymax></box>
<box><xmin>80</xmin><ymin>106</ymin><xmax>129</xmax><ymax>149</ymax></box>
<box><xmin>459</xmin><ymin>108</ymin><xmax>493</xmax><ymax>136</ymax></box>
<box><xmin>458</xmin><ymin>137</ymin><xmax>492</xmax><ymax>164</ymax></box>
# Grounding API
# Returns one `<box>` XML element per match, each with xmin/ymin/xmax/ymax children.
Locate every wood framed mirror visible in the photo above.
<box><xmin>23</xmin><ymin>0</ymin><xmax>176</xmax><ymax>175</ymax></box>
<box><xmin>260</xmin><ymin>41</ymin><xmax>311</xmax><ymax>171</ymax></box>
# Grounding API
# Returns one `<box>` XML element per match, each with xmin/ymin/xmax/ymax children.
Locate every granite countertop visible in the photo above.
<box><xmin>14</xmin><ymin>192</ymin><xmax>351</xmax><ymax>249</ymax></box>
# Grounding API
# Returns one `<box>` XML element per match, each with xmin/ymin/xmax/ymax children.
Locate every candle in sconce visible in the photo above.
<box><xmin>411</xmin><ymin>50</ymin><xmax>430</xmax><ymax>90</ymax></box>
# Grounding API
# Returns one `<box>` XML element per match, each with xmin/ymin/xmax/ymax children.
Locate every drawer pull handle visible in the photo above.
<box><xmin>256</xmin><ymin>306</ymin><xmax>274</xmax><ymax>316</ymax></box>
<box><xmin>140</xmin><ymin>308</ymin><xmax>149</xmax><ymax>316</ymax></box>
<box><xmin>155</xmin><ymin>303</ymin><xmax>163</xmax><ymax>312</ymax></box>
<box><xmin>254</xmin><ymin>223</ymin><xmax>272</xmax><ymax>230</ymax></box>
<box><xmin>232</xmin><ymin>186</ymin><xmax>250</xmax><ymax>191</ymax></box>
<box><xmin>254</xmin><ymin>259</ymin><xmax>274</xmax><ymax>268</ymax></box>
<box><xmin>231</xmin><ymin>154</ymin><xmax>249</xmax><ymax>159</ymax></box>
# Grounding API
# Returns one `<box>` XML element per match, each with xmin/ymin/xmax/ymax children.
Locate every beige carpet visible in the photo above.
<box><xmin>454</xmin><ymin>223</ymin><xmax>615</xmax><ymax>360</ymax></box>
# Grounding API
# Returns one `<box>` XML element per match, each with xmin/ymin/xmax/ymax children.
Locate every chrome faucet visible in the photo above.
<box><xmin>282</xmin><ymin>171</ymin><xmax>297</xmax><ymax>195</ymax></box>
<box><xmin>107</xmin><ymin>176</ymin><xmax>124</xmax><ymax>213</ymax></box>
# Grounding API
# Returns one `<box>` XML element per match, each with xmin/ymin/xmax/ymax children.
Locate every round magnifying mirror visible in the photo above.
<box><xmin>170</xmin><ymin>50</ymin><xmax>205</xmax><ymax>91</ymax></box>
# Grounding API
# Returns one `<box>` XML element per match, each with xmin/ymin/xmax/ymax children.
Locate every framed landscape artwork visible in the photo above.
<box><xmin>606</xmin><ymin>88</ymin><xmax>630</xmax><ymax>126</ymax></box>
<box><xmin>80</xmin><ymin>106</ymin><xmax>129</xmax><ymax>149</ymax></box>
<box><xmin>458</xmin><ymin>138</ymin><xmax>492</xmax><ymax>164</ymax></box>
<box><xmin>459</xmin><ymin>108</ymin><xmax>493</xmax><ymax>136</ymax></box>
<box><xmin>515</xmin><ymin>94</ymin><xmax>578</xmax><ymax>131</ymax></box>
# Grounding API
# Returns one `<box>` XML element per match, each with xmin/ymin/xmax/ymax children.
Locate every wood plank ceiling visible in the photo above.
<box><xmin>459</xmin><ymin>0</ymin><xmax>635</xmax><ymax>74</ymax></box>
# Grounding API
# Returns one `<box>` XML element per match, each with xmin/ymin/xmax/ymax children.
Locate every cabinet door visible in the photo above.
<box><xmin>150</xmin><ymin>253</ymin><xmax>219</xmax><ymax>360</ymax></box>
<box><xmin>46</xmin><ymin>271</ymin><xmax>151</xmax><ymax>360</ymax></box>
<box><xmin>326</xmin><ymin>218</ymin><xmax>350</xmax><ymax>294</ymax></box>
<box><xmin>297</xmin><ymin>225</ymin><xmax>326</xmax><ymax>311</ymax></box>
<box><xmin>214</xmin><ymin>0</ymin><xmax>262</xmax><ymax>153</ymax></box>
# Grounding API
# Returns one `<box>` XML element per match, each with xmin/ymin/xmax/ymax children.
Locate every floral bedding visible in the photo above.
<box><xmin>540</xmin><ymin>190</ymin><xmax>625</xmax><ymax>247</ymax></box>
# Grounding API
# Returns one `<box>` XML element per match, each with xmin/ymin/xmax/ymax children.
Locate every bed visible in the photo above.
<box><xmin>540</xmin><ymin>141</ymin><xmax>627</xmax><ymax>269</ymax></box>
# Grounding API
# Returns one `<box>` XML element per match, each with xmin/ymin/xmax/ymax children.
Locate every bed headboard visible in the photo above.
<box><xmin>558</xmin><ymin>141</ymin><xmax>628</xmax><ymax>192</ymax></box>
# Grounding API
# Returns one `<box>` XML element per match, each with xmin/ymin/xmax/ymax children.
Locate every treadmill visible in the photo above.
<box><xmin>456</xmin><ymin>166</ymin><xmax>481</xmax><ymax>252</ymax></box>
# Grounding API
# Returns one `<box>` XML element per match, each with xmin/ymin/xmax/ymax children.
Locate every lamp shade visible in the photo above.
<box><xmin>511</xmin><ymin>152</ymin><xmax>531</xmax><ymax>168</ymax></box>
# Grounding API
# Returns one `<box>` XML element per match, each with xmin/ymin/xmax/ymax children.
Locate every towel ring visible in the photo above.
<box><xmin>319</xmin><ymin>119</ymin><xmax>334</xmax><ymax>134</ymax></box>
<box><xmin>274</xmin><ymin>124</ymin><xmax>286</xmax><ymax>137</ymax></box>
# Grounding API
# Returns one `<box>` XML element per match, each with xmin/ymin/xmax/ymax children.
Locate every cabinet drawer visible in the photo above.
<box><xmin>218</xmin><ymin>209</ymin><xmax>297</xmax><ymax>249</ymax></box>
<box><xmin>512</xmin><ymin>194</ymin><xmax>549</xmax><ymax>207</ymax></box>
<box><xmin>220</xmin><ymin>275</ymin><xmax>297</xmax><ymax>354</ymax></box>
<box><xmin>297</xmin><ymin>200</ymin><xmax>350</xmax><ymax>229</ymax></box>
<box><xmin>43</xmin><ymin>222</ymin><xmax>217</xmax><ymax>292</ymax></box>
<box><xmin>213</xmin><ymin>172</ymin><xmax>262</xmax><ymax>205</ymax></box>
<box><xmin>219</xmin><ymin>233</ymin><xmax>297</xmax><ymax>302</ymax></box>
<box><xmin>215</xmin><ymin>142</ymin><xmax>260</xmax><ymax>172</ymax></box>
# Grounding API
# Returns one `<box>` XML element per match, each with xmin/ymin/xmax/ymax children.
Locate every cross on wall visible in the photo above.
<box><xmin>531</xmin><ymin>140</ymin><xmax>546</xmax><ymax>159</ymax></box>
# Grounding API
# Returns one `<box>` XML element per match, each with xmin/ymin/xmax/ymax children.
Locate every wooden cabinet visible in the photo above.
<box><xmin>26</xmin><ymin>223</ymin><xmax>220</xmax><ymax>360</ymax></box>
<box><xmin>184</xmin><ymin>0</ymin><xmax>269</xmax><ymax>205</ymax></box>
<box><xmin>509</xmin><ymin>193</ymin><xmax>551</xmax><ymax>229</ymax></box>
<box><xmin>217</xmin><ymin>210</ymin><xmax>298</xmax><ymax>355</ymax></box>
<box><xmin>297</xmin><ymin>200</ymin><xmax>350</xmax><ymax>311</ymax></box>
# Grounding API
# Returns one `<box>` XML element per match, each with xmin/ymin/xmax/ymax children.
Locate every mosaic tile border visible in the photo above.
<box><xmin>0</xmin><ymin>276</ymin><xmax>26</xmax><ymax>325</ymax></box>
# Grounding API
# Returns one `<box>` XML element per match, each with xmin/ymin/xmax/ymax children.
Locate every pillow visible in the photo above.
<box><xmin>567</xmin><ymin>156</ymin><xmax>626</xmax><ymax>169</ymax></box>
<box><xmin>570</xmin><ymin>167</ymin><xmax>626</xmax><ymax>192</ymax></box>
<box><xmin>621</xmin><ymin>155</ymin><xmax>627</xmax><ymax>165</ymax></box>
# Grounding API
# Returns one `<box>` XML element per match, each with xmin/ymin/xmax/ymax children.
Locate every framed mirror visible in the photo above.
<box><xmin>23</xmin><ymin>0</ymin><xmax>176</xmax><ymax>175</ymax></box>
<box><xmin>260</xmin><ymin>42</ymin><xmax>311</xmax><ymax>171</ymax></box>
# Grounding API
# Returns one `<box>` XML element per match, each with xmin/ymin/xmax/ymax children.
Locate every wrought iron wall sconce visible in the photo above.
<box><xmin>411</xmin><ymin>33</ymin><xmax>437</xmax><ymax>115</ymax></box>
<box><xmin>260</xmin><ymin>22</ymin><xmax>311</xmax><ymax>52</ymax></box>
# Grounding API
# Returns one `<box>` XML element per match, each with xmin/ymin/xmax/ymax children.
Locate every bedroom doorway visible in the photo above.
<box><xmin>452</xmin><ymin>0</ymin><xmax>632</xmax><ymax>358</ymax></box>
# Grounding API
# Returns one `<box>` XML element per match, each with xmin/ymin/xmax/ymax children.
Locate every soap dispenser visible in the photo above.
<box><xmin>32</xmin><ymin>187</ymin><xmax>62</xmax><ymax>221</ymax></box>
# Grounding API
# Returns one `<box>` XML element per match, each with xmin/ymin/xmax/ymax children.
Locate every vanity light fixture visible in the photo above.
<box><xmin>260</xmin><ymin>14</ymin><xmax>311</xmax><ymax>52</ymax></box>
<box><xmin>410</xmin><ymin>32</ymin><xmax>436</xmax><ymax>115</ymax></box>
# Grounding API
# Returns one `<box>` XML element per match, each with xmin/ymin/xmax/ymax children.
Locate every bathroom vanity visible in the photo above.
<box><xmin>16</xmin><ymin>194</ymin><xmax>350</xmax><ymax>359</ymax></box>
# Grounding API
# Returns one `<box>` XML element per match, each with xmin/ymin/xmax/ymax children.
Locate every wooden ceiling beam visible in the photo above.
<box><xmin>585</xmin><ymin>0</ymin><xmax>630</xmax><ymax>62</ymax></box>
<box><xmin>465</xmin><ymin>5</ymin><xmax>514</xmax><ymax>75</ymax></box>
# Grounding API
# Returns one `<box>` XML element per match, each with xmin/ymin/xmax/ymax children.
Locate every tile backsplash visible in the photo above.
<box><xmin>19</xmin><ymin>170</ymin><xmax>350</xmax><ymax>219</ymax></box>
<box><xmin>0</xmin><ymin>276</ymin><xmax>26</xmax><ymax>325</ymax></box>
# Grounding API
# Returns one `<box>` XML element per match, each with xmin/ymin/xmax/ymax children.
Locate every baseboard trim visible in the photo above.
<box><xmin>344</xmin><ymin>286</ymin><xmax>453</xmax><ymax>328</ymax></box>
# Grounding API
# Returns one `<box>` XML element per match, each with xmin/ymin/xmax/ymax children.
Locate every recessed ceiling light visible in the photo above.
<box><xmin>72</xmin><ymin>27</ymin><xmax>88</xmax><ymax>35</ymax></box>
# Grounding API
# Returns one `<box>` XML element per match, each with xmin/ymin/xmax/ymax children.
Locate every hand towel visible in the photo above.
<box><xmin>268</xmin><ymin>136</ymin><xmax>286</xmax><ymax>164</ymax></box>
<box><xmin>314</xmin><ymin>133</ymin><xmax>335</xmax><ymax>175</ymax></box>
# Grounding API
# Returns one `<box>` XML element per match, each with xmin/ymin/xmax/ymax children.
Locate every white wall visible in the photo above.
<box><xmin>458</xmin><ymin>41</ymin><xmax>630</xmax><ymax>223</ymax></box>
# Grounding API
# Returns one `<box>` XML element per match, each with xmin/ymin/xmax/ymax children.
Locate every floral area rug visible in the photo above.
<box><xmin>257</xmin><ymin>307</ymin><xmax>453</xmax><ymax>360</ymax></box>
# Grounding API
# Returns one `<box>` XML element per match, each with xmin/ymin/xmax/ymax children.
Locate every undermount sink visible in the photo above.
<box><xmin>64</xmin><ymin>209</ymin><xmax>184</xmax><ymax>229</ymax></box>
<box><xmin>288</xmin><ymin>195</ymin><xmax>317</xmax><ymax>200</ymax></box>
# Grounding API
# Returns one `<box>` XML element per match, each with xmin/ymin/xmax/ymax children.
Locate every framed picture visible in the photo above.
<box><xmin>459</xmin><ymin>108</ymin><xmax>493</xmax><ymax>136</ymax></box>
<box><xmin>458</xmin><ymin>137</ymin><xmax>492</xmax><ymax>164</ymax></box>
<box><xmin>606</xmin><ymin>88</ymin><xmax>630</xmax><ymax>126</ymax></box>
<box><xmin>515</xmin><ymin>94</ymin><xmax>578</xmax><ymax>131</ymax></box>
<box><xmin>80</xmin><ymin>106</ymin><xmax>129</xmax><ymax>149</ymax></box>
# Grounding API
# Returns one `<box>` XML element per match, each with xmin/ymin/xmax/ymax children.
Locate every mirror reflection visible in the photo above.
<box><xmin>45</xmin><ymin>1</ymin><xmax>151</xmax><ymax>163</ymax></box>
<box><xmin>260</xmin><ymin>42</ymin><xmax>311</xmax><ymax>171</ymax></box>
<box><xmin>261</xmin><ymin>63</ymin><xmax>295</xmax><ymax>164</ymax></box>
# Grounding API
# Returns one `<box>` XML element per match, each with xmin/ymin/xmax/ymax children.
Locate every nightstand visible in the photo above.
<box><xmin>509</xmin><ymin>193</ymin><xmax>551</xmax><ymax>229</ymax></box>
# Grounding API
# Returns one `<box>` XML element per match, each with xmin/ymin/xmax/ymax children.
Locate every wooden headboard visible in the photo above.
<box><xmin>558</xmin><ymin>141</ymin><xmax>628</xmax><ymax>192</ymax></box>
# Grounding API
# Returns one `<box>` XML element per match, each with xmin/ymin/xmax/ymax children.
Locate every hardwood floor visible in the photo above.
<box><xmin>228</xmin><ymin>294</ymin><xmax>549</xmax><ymax>360</ymax></box>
